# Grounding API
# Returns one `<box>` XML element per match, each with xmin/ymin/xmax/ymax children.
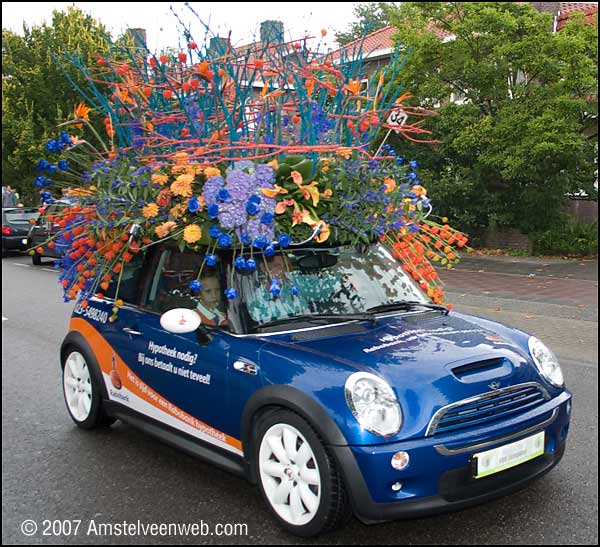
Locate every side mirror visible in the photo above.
<box><xmin>160</xmin><ymin>308</ymin><xmax>201</xmax><ymax>334</ymax></box>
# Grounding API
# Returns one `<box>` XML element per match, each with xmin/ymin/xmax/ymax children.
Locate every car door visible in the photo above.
<box><xmin>110</xmin><ymin>247</ymin><xmax>242</xmax><ymax>457</ymax></box>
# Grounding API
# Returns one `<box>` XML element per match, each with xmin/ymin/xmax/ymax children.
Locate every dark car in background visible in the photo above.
<box><xmin>2</xmin><ymin>207</ymin><xmax>40</xmax><ymax>256</ymax></box>
<box><xmin>27</xmin><ymin>199</ymin><xmax>75</xmax><ymax>265</ymax></box>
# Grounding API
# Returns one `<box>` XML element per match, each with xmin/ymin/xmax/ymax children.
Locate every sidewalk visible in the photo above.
<box><xmin>439</xmin><ymin>253</ymin><xmax>598</xmax><ymax>321</ymax></box>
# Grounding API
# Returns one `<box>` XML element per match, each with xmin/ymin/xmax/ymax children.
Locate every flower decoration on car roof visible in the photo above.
<box><xmin>30</xmin><ymin>9</ymin><xmax>468</xmax><ymax>317</ymax></box>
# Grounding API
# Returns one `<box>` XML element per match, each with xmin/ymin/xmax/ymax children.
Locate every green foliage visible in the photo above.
<box><xmin>335</xmin><ymin>2</ymin><xmax>398</xmax><ymax>46</ymax></box>
<box><xmin>386</xmin><ymin>2</ymin><xmax>598</xmax><ymax>235</ymax></box>
<box><xmin>2</xmin><ymin>7</ymin><xmax>110</xmax><ymax>205</ymax></box>
<box><xmin>532</xmin><ymin>221</ymin><xmax>598</xmax><ymax>256</ymax></box>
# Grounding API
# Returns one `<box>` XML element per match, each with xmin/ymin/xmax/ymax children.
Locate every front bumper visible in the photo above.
<box><xmin>2</xmin><ymin>235</ymin><xmax>30</xmax><ymax>251</ymax></box>
<box><xmin>331</xmin><ymin>390</ymin><xmax>571</xmax><ymax>524</ymax></box>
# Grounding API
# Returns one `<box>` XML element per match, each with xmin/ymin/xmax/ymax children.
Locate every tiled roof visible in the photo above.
<box><xmin>329</xmin><ymin>26</ymin><xmax>399</xmax><ymax>62</ymax></box>
<box><xmin>557</xmin><ymin>2</ymin><xmax>598</xmax><ymax>29</ymax></box>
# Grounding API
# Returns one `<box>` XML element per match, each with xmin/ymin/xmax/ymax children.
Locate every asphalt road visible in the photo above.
<box><xmin>2</xmin><ymin>253</ymin><xmax>598</xmax><ymax>545</ymax></box>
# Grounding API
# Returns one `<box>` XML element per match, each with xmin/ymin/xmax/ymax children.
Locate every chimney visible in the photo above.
<box><xmin>126</xmin><ymin>28</ymin><xmax>147</xmax><ymax>50</ymax></box>
<box><xmin>260</xmin><ymin>20</ymin><xmax>284</xmax><ymax>44</ymax></box>
<box><xmin>530</xmin><ymin>2</ymin><xmax>561</xmax><ymax>16</ymax></box>
<box><xmin>209</xmin><ymin>36</ymin><xmax>230</xmax><ymax>56</ymax></box>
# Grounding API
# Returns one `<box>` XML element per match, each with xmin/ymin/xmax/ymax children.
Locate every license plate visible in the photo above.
<box><xmin>474</xmin><ymin>431</ymin><xmax>545</xmax><ymax>479</ymax></box>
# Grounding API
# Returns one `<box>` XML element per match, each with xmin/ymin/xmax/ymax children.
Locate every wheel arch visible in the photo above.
<box><xmin>241</xmin><ymin>385</ymin><xmax>349</xmax><ymax>483</ymax></box>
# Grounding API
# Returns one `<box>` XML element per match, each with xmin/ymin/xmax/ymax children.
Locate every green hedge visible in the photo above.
<box><xmin>532</xmin><ymin>222</ymin><xmax>598</xmax><ymax>257</ymax></box>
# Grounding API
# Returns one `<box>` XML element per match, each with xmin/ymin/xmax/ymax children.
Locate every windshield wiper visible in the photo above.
<box><xmin>367</xmin><ymin>301</ymin><xmax>449</xmax><ymax>315</ymax></box>
<box><xmin>257</xmin><ymin>312</ymin><xmax>375</xmax><ymax>331</ymax></box>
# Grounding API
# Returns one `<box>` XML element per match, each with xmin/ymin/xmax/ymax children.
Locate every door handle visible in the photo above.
<box><xmin>122</xmin><ymin>327</ymin><xmax>142</xmax><ymax>336</ymax></box>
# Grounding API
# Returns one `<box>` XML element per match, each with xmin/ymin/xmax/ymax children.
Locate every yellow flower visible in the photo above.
<box><xmin>315</xmin><ymin>222</ymin><xmax>331</xmax><ymax>243</ymax></box>
<box><xmin>154</xmin><ymin>221</ymin><xmax>177</xmax><ymax>238</ymax></box>
<box><xmin>321</xmin><ymin>188</ymin><xmax>333</xmax><ymax>198</ymax></box>
<box><xmin>268</xmin><ymin>159</ymin><xmax>279</xmax><ymax>170</ymax></box>
<box><xmin>204</xmin><ymin>166</ymin><xmax>221</xmax><ymax>178</ymax></box>
<box><xmin>142</xmin><ymin>203</ymin><xmax>159</xmax><ymax>218</ymax></box>
<box><xmin>151</xmin><ymin>173</ymin><xmax>168</xmax><ymax>186</ymax></box>
<box><xmin>183</xmin><ymin>224</ymin><xmax>202</xmax><ymax>243</ymax></box>
<box><xmin>383</xmin><ymin>177</ymin><xmax>397</xmax><ymax>194</ymax></box>
<box><xmin>262</xmin><ymin>184</ymin><xmax>288</xmax><ymax>198</ymax></box>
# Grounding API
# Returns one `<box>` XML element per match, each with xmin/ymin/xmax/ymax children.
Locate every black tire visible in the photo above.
<box><xmin>32</xmin><ymin>252</ymin><xmax>42</xmax><ymax>265</ymax></box>
<box><xmin>61</xmin><ymin>345</ymin><xmax>115</xmax><ymax>430</ymax></box>
<box><xmin>253</xmin><ymin>408</ymin><xmax>351</xmax><ymax>537</ymax></box>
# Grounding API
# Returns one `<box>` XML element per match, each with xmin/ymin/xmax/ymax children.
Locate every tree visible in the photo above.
<box><xmin>335</xmin><ymin>2</ymin><xmax>398</xmax><ymax>46</ymax></box>
<box><xmin>2</xmin><ymin>7</ymin><xmax>111</xmax><ymax>204</ymax></box>
<box><xmin>385</xmin><ymin>2</ymin><xmax>598</xmax><ymax>237</ymax></box>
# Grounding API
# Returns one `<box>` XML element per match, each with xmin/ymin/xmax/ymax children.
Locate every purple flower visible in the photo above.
<box><xmin>202</xmin><ymin>176</ymin><xmax>224</xmax><ymax>205</ymax></box>
<box><xmin>254</xmin><ymin>164</ymin><xmax>275</xmax><ymax>185</ymax></box>
<box><xmin>218</xmin><ymin>202</ymin><xmax>247</xmax><ymax>229</ymax></box>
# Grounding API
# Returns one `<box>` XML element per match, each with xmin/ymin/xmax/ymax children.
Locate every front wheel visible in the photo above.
<box><xmin>62</xmin><ymin>349</ymin><xmax>114</xmax><ymax>429</ymax></box>
<box><xmin>254</xmin><ymin>409</ymin><xmax>351</xmax><ymax>537</ymax></box>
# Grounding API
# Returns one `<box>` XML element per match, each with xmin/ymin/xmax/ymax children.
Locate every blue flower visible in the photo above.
<box><xmin>264</xmin><ymin>244</ymin><xmax>275</xmax><ymax>257</ymax></box>
<box><xmin>278</xmin><ymin>234</ymin><xmax>291</xmax><ymax>248</ymax></box>
<box><xmin>246</xmin><ymin>201</ymin><xmax>260</xmax><ymax>215</ymax></box>
<box><xmin>396</xmin><ymin>156</ymin><xmax>404</xmax><ymax>165</ymax></box>
<box><xmin>240</xmin><ymin>232</ymin><xmax>251</xmax><ymax>246</ymax></box>
<box><xmin>248</xmin><ymin>194</ymin><xmax>261</xmax><ymax>205</ymax></box>
<box><xmin>217</xmin><ymin>233</ymin><xmax>232</xmax><ymax>248</ymax></box>
<box><xmin>209</xmin><ymin>225</ymin><xmax>221</xmax><ymax>239</ymax></box>
<box><xmin>47</xmin><ymin>164</ymin><xmax>57</xmax><ymax>174</ymax></box>
<box><xmin>37</xmin><ymin>159</ymin><xmax>49</xmax><ymax>171</ymax></box>
<box><xmin>253</xmin><ymin>236</ymin><xmax>268</xmax><ymax>250</ymax></box>
<box><xmin>291</xmin><ymin>285</ymin><xmax>299</xmax><ymax>296</ymax></box>
<box><xmin>59</xmin><ymin>132</ymin><xmax>72</xmax><ymax>145</ymax></box>
<box><xmin>261</xmin><ymin>213</ymin><xmax>274</xmax><ymax>225</ymax></box>
<box><xmin>189</xmin><ymin>280</ymin><xmax>202</xmax><ymax>292</ymax></box>
<box><xmin>234</xmin><ymin>257</ymin><xmax>247</xmax><ymax>270</ymax></box>
<box><xmin>246</xmin><ymin>258</ymin><xmax>257</xmax><ymax>271</ymax></box>
<box><xmin>208</xmin><ymin>204</ymin><xmax>219</xmax><ymax>219</ymax></box>
<box><xmin>57</xmin><ymin>160</ymin><xmax>69</xmax><ymax>171</ymax></box>
<box><xmin>188</xmin><ymin>197</ymin><xmax>200</xmax><ymax>213</ymax></box>
<box><xmin>217</xmin><ymin>188</ymin><xmax>232</xmax><ymax>203</ymax></box>
<box><xmin>409</xmin><ymin>160</ymin><xmax>419</xmax><ymax>170</ymax></box>
<box><xmin>205</xmin><ymin>254</ymin><xmax>218</xmax><ymax>267</ymax></box>
<box><xmin>225</xmin><ymin>288</ymin><xmax>238</xmax><ymax>300</ymax></box>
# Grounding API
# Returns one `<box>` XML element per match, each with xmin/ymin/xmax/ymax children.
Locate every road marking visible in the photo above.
<box><xmin>42</xmin><ymin>268</ymin><xmax>59</xmax><ymax>273</ymax></box>
<box><xmin>2</xmin><ymin>317</ymin><xmax>7</xmax><ymax>322</ymax></box>
<box><xmin>13</xmin><ymin>263</ymin><xmax>31</xmax><ymax>268</ymax></box>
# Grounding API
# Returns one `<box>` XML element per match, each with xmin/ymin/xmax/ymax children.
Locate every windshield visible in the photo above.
<box><xmin>229</xmin><ymin>243</ymin><xmax>428</xmax><ymax>334</ymax></box>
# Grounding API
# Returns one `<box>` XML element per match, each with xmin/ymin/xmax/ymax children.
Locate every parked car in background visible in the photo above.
<box><xmin>27</xmin><ymin>199</ymin><xmax>75</xmax><ymax>265</ymax></box>
<box><xmin>2</xmin><ymin>207</ymin><xmax>40</xmax><ymax>256</ymax></box>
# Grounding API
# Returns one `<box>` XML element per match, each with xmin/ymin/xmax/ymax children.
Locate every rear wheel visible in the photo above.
<box><xmin>254</xmin><ymin>409</ymin><xmax>351</xmax><ymax>537</ymax></box>
<box><xmin>62</xmin><ymin>349</ymin><xmax>114</xmax><ymax>429</ymax></box>
<box><xmin>32</xmin><ymin>252</ymin><xmax>41</xmax><ymax>265</ymax></box>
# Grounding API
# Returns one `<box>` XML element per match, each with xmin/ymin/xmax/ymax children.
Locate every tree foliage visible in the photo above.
<box><xmin>335</xmin><ymin>2</ymin><xmax>398</xmax><ymax>46</ymax></box>
<box><xmin>386</xmin><ymin>2</ymin><xmax>598</xmax><ymax>236</ymax></box>
<box><xmin>2</xmin><ymin>7</ymin><xmax>111</xmax><ymax>204</ymax></box>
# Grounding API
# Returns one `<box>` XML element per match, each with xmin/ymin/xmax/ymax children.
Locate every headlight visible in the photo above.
<box><xmin>528</xmin><ymin>336</ymin><xmax>564</xmax><ymax>387</ymax></box>
<box><xmin>345</xmin><ymin>372</ymin><xmax>402</xmax><ymax>437</ymax></box>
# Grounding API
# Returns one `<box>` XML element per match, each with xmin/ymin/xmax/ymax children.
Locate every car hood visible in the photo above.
<box><xmin>259</xmin><ymin>310</ymin><xmax>550</xmax><ymax>441</ymax></box>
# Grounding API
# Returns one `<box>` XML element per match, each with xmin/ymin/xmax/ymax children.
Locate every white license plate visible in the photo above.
<box><xmin>474</xmin><ymin>431</ymin><xmax>545</xmax><ymax>479</ymax></box>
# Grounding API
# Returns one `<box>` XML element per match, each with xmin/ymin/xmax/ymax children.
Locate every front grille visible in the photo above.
<box><xmin>426</xmin><ymin>382</ymin><xmax>550</xmax><ymax>436</ymax></box>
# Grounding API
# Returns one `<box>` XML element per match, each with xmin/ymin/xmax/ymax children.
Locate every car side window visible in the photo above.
<box><xmin>144</xmin><ymin>249</ymin><xmax>228</xmax><ymax>327</ymax></box>
<box><xmin>104</xmin><ymin>252</ymin><xmax>146</xmax><ymax>304</ymax></box>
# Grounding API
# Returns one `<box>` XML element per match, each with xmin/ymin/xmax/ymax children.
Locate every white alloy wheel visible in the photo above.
<box><xmin>63</xmin><ymin>351</ymin><xmax>93</xmax><ymax>422</ymax></box>
<box><xmin>259</xmin><ymin>423</ymin><xmax>322</xmax><ymax>526</ymax></box>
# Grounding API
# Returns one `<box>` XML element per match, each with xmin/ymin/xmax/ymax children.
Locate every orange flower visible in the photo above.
<box><xmin>275</xmin><ymin>199</ymin><xmax>295</xmax><ymax>214</ymax></box>
<box><xmin>142</xmin><ymin>203</ymin><xmax>159</xmax><ymax>218</ymax></box>
<box><xmin>170</xmin><ymin>174</ymin><xmax>194</xmax><ymax>197</ymax></box>
<box><xmin>183</xmin><ymin>224</ymin><xmax>202</xmax><ymax>243</ymax></box>
<box><xmin>262</xmin><ymin>184</ymin><xmax>288</xmax><ymax>198</ymax></box>
<box><xmin>73</xmin><ymin>102</ymin><xmax>91</xmax><ymax>129</ymax></box>
<box><xmin>291</xmin><ymin>170</ymin><xmax>303</xmax><ymax>185</ymax></box>
<box><xmin>170</xmin><ymin>204</ymin><xmax>185</xmax><ymax>218</ymax></box>
<box><xmin>321</xmin><ymin>188</ymin><xmax>333</xmax><ymax>198</ymax></box>
<box><xmin>151</xmin><ymin>173</ymin><xmax>168</xmax><ymax>185</ymax></box>
<box><xmin>315</xmin><ymin>222</ymin><xmax>331</xmax><ymax>243</ymax></box>
<box><xmin>194</xmin><ymin>61</ymin><xmax>214</xmax><ymax>81</ymax></box>
<box><xmin>343</xmin><ymin>79</ymin><xmax>361</xmax><ymax>95</ymax></box>
<box><xmin>336</xmin><ymin>147</ymin><xmax>352</xmax><ymax>159</ymax></box>
<box><xmin>155</xmin><ymin>221</ymin><xmax>177</xmax><ymax>238</ymax></box>
<box><xmin>267</xmin><ymin>159</ymin><xmax>279</xmax><ymax>170</ymax></box>
<box><xmin>204</xmin><ymin>166</ymin><xmax>221</xmax><ymax>178</ymax></box>
<box><xmin>383</xmin><ymin>177</ymin><xmax>397</xmax><ymax>194</ymax></box>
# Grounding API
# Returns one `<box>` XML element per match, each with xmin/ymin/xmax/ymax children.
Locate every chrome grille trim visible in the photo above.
<box><xmin>426</xmin><ymin>382</ymin><xmax>551</xmax><ymax>437</ymax></box>
<box><xmin>434</xmin><ymin>408</ymin><xmax>557</xmax><ymax>456</ymax></box>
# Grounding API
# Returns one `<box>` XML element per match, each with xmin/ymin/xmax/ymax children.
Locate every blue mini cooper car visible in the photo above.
<box><xmin>60</xmin><ymin>242</ymin><xmax>571</xmax><ymax>536</ymax></box>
